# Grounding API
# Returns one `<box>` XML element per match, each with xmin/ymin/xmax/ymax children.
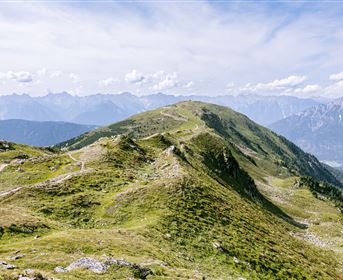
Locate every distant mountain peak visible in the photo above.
<box><xmin>0</xmin><ymin>92</ymin><xmax>321</xmax><ymax>126</ymax></box>
<box><xmin>270</xmin><ymin>98</ymin><xmax>343</xmax><ymax>166</ymax></box>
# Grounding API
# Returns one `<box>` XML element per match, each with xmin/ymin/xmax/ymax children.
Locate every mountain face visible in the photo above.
<box><xmin>270</xmin><ymin>98</ymin><xmax>343</xmax><ymax>168</ymax></box>
<box><xmin>0</xmin><ymin>94</ymin><xmax>62</xmax><ymax>121</ymax></box>
<box><xmin>0</xmin><ymin>119</ymin><xmax>95</xmax><ymax>146</ymax></box>
<box><xmin>0</xmin><ymin>92</ymin><xmax>320</xmax><ymax>126</ymax></box>
<box><xmin>193</xmin><ymin>94</ymin><xmax>320</xmax><ymax>126</ymax></box>
<box><xmin>1</xmin><ymin>101</ymin><xmax>342</xmax><ymax>280</ymax></box>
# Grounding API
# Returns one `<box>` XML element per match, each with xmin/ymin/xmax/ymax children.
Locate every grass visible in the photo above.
<box><xmin>1</xmin><ymin>101</ymin><xmax>342</xmax><ymax>279</ymax></box>
<box><xmin>257</xmin><ymin>175</ymin><xmax>343</xmax><ymax>263</ymax></box>
<box><xmin>0</xmin><ymin>155</ymin><xmax>78</xmax><ymax>192</ymax></box>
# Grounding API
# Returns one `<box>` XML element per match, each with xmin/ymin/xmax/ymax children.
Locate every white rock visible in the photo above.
<box><xmin>54</xmin><ymin>266</ymin><xmax>68</xmax><ymax>273</ymax></box>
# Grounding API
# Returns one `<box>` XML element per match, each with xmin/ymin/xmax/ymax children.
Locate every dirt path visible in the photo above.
<box><xmin>0</xmin><ymin>163</ymin><xmax>8</xmax><ymax>172</ymax></box>
<box><xmin>68</xmin><ymin>152</ymin><xmax>86</xmax><ymax>171</ymax></box>
<box><xmin>0</xmin><ymin>153</ymin><xmax>92</xmax><ymax>198</ymax></box>
<box><xmin>160</xmin><ymin>110</ymin><xmax>188</xmax><ymax>122</ymax></box>
<box><xmin>0</xmin><ymin>187</ymin><xmax>22</xmax><ymax>197</ymax></box>
<box><xmin>0</xmin><ymin>160</ymin><xmax>14</xmax><ymax>172</ymax></box>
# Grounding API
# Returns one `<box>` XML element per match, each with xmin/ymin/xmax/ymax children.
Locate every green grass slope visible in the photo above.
<box><xmin>1</xmin><ymin>101</ymin><xmax>342</xmax><ymax>279</ymax></box>
<box><xmin>0</xmin><ymin>141</ymin><xmax>78</xmax><ymax>194</ymax></box>
<box><xmin>58</xmin><ymin>101</ymin><xmax>340</xmax><ymax>187</ymax></box>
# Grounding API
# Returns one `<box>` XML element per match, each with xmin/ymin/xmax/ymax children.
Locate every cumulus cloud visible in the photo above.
<box><xmin>98</xmin><ymin>77</ymin><xmax>120</xmax><ymax>87</ymax></box>
<box><xmin>0</xmin><ymin>71</ymin><xmax>33</xmax><ymax>83</ymax></box>
<box><xmin>124</xmin><ymin>69</ymin><xmax>145</xmax><ymax>84</ymax></box>
<box><xmin>37</xmin><ymin>68</ymin><xmax>47</xmax><ymax>77</ymax></box>
<box><xmin>69</xmin><ymin>73</ymin><xmax>80</xmax><ymax>83</ymax></box>
<box><xmin>225</xmin><ymin>82</ymin><xmax>235</xmax><ymax>92</ymax></box>
<box><xmin>257</xmin><ymin>75</ymin><xmax>307</xmax><ymax>90</ymax></box>
<box><xmin>240</xmin><ymin>75</ymin><xmax>307</xmax><ymax>93</ymax></box>
<box><xmin>50</xmin><ymin>70</ymin><xmax>62</xmax><ymax>78</ymax></box>
<box><xmin>329</xmin><ymin>71</ymin><xmax>343</xmax><ymax>81</ymax></box>
<box><xmin>184</xmin><ymin>81</ymin><xmax>194</xmax><ymax>88</ymax></box>
<box><xmin>150</xmin><ymin>71</ymin><xmax>165</xmax><ymax>80</ymax></box>
<box><xmin>324</xmin><ymin>80</ymin><xmax>343</xmax><ymax>97</ymax></box>
<box><xmin>226</xmin><ymin>82</ymin><xmax>235</xmax><ymax>89</ymax></box>
<box><xmin>294</xmin><ymin>84</ymin><xmax>321</xmax><ymax>94</ymax></box>
<box><xmin>152</xmin><ymin>72</ymin><xmax>179</xmax><ymax>91</ymax></box>
<box><xmin>123</xmin><ymin>69</ymin><xmax>180</xmax><ymax>91</ymax></box>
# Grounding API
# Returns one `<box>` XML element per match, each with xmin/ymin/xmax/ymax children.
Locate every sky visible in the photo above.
<box><xmin>1</xmin><ymin>1</ymin><xmax>343</xmax><ymax>98</ymax></box>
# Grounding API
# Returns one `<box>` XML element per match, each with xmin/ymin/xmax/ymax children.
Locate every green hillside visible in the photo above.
<box><xmin>59</xmin><ymin>101</ymin><xmax>340</xmax><ymax>187</ymax></box>
<box><xmin>1</xmin><ymin>101</ymin><xmax>342</xmax><ymax>279</ymax></box>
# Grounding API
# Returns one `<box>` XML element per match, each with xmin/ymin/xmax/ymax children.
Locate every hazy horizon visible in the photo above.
<box><xmin>0</xmin><ymin>90</ymin><xmax>335</xmax><ymax>100</ymax></box>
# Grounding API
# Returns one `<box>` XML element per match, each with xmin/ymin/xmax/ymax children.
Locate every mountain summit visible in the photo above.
<box><xmin>59</xmin><ymin>101</ymin><xmax>340</xmax><ymax>186</ymax></box>
<box><xmin>1</xmin><ymin>101</ymin><xmax>342</xmax><ymax>279</ymax></box>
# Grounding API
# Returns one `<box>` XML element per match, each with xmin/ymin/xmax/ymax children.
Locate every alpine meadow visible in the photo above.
<box><xmin>1</xmin><ymin>2</ymin><xmax>343</xmax><ymax>280</ymax></box>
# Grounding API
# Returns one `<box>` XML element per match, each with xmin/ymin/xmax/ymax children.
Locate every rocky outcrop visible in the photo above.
<box><xmin>55</xmin><ymin>257</ymin><xmax>152</xmax><ymax>278</ymax></box>
<box><xmin>55</xmin><ymin>258</ymin><xmax>106</xmax><ymax>273</ymax></box>
<box><xmin>0</xmin><ymin>260</ymin><xmax>16</xmax><ymax>270</ymax></box>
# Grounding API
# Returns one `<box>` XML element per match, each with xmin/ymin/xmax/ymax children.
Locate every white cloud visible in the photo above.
<box><xmin>50</xmin><ymin>70</ymin><xmax>62</xmax><ymax>78</ymax></box>
<box><xmin>225</xmin><ymin>82</ymin><xmax>235</xmax><ymax>92</ymax></box>
<box><xmin>98</xmin><ymin>77</ymin><xmax>120</xmax><ymax>87</ymax></box>
<box><xmin>241</xmin><ymin>75</ymin><xmax>307</xmax><ymax>93</ymax></box>
<box><xmin>0</xmin><ymin>71</ymin><xmax>33</xmax><ymax>83</ymax></box>
<box><xmin>124</xmin><ymin>69</ymin><xmax>181</xmax><ymax>91</ymax></box>
<box><xmin>294</xmin><ymin>84</ymin><xmax>321</xmax><ymax>94</ymax></box>
<box><xmin>37</xmin><ymin>68</ymin><xmax>47</xmax><ymax>77</ymax></box>
<box><xmin>69</xmin><ymin>73</ymin><xmax>80</xmax><ymax>83</ymax></box>
<box><xmin>226</xmin><ymin>82</ymin><xmax>235</xmax><ymax>89</ymax></box>
<box><xmin>324</xmin><ymin>80</ymin><xmax>343</xmax><ymax>97</ymax></box>
<box><xmin>150</xmin><ymin>71</ymin><xmax>165</xmax><ymax>80</ymax></box>
<box><xmin>124</xmin><ymin>69</ymin><xmax>145</xmax><ymax>84</ymax></box>
<box><xmin>184</xmin><ymin>81</ymin><xmax>194</xmax><ymax>88</ymax></box>
<box><xmin>0</xmin><ymin>3</ymin><xmax>342</xmax><ymax>96</ymax></box>
<box><xmin>152</xmin><ymin>72</ymin><xmax>178</xmax><ymax>91</ymax></box>
<box><xmin>258</xmin><ymin>75</ymin><xmax>307</xmax><ymax>90</ymax></box>
<box><xmin>329</xmin><ymin>71</ymin><xmax>343</xmax><ymax>81</ymax></box>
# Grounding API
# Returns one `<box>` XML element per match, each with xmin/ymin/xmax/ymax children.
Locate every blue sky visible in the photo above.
<box><xmin>1</xmin><ymin>1</ymin><xmax>343</xmax><ymax>97</ymax></box>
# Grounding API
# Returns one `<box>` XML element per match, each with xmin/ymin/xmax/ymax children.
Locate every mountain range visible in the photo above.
<box><xmin>270</xmin><ymin>98</ymin><xmax>343</xmax><ymax>169</ymax></box>
<box><xmin>0</xmin><ymin>119</ymin><xmax>96</xmax><ymax>146</ymax></box>
<box><xmin>0</xmin><ymin>92</ymin><xmax>320</xmax><ymax>126</ymax></box>
<box><xmin>1</xmin><ymin>101</ymin><xmax>342</xmax><ymax>279</ymax></box>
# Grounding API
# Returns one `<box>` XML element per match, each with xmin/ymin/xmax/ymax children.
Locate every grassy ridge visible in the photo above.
<box><xmin>1</xmin><ymin>101</ymin><xmax>342</xmax><ymax>279</ymax></box>
<box><xmin>59</xmin><ymin>101</ymin><xmax>341</xmax><ymax>187</ymax></box>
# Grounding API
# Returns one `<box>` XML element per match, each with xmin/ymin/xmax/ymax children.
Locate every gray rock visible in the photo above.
<box><xmin>55</xmin><ymin>257</ymin><xmax>152</xmax><ymax>278</ymax></box>
<box><xmin>18</xmin><ymin>277</ymin><xmax>34</xmax><ymax>280</ymax></box>
<box><xmin>49</xmin><ymin>166</ymin><xmax>57</xmax><ymax>171</ymax></box>
<box><xmin>24</xmin><ymin>268</ymin><xmax>35</xmax><ymax>274</ymax></box>
<box><xmin>233</xmin><ymin>257</ymin><xmax>240</xmax><ymax>264</ymax></box>
<box><xmin>54</xmin><ymin>266</ymin><xmax>68</xmax><ymax>273</ymax></box>
<box><xmin>105</xmin><ymin>257</ymin><xmax>152</xmax><ymax>278</ymax></box>
<box><xmin>63</xmin><ymin>258</ymin><xmax>107</xmax><ymax>273</ymax></box>
<box><xmin>8</xmin><ymin>253</ymin><xmax>26</xmax><ymax>260</ymax></box>
<box><xmin>0</xmin><ymin>260</ymin><xmax>17</xmax><ymax>269</ymax></box>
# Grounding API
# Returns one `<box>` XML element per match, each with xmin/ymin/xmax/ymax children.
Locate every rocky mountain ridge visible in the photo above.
<box><xmin>270</xmin><ymin>97</ymin><xmax>343</xmax><ymax>167</ymax></box>
<box><xmin>0</xmin><ymin>92</ymin><xmax>320</xmax><ymax>126</ymax></box>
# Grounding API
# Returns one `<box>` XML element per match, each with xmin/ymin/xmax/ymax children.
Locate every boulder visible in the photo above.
<box><xmin>0</xmin><ymin>260</ymin><xmax>17</xmax><ymax>269</ymax></box>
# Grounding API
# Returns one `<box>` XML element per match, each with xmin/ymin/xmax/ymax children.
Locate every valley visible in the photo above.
<box><xmin>0</xmin><ymin>119</ymin><xmax>96</xmax><ymax>147</ymax></box>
